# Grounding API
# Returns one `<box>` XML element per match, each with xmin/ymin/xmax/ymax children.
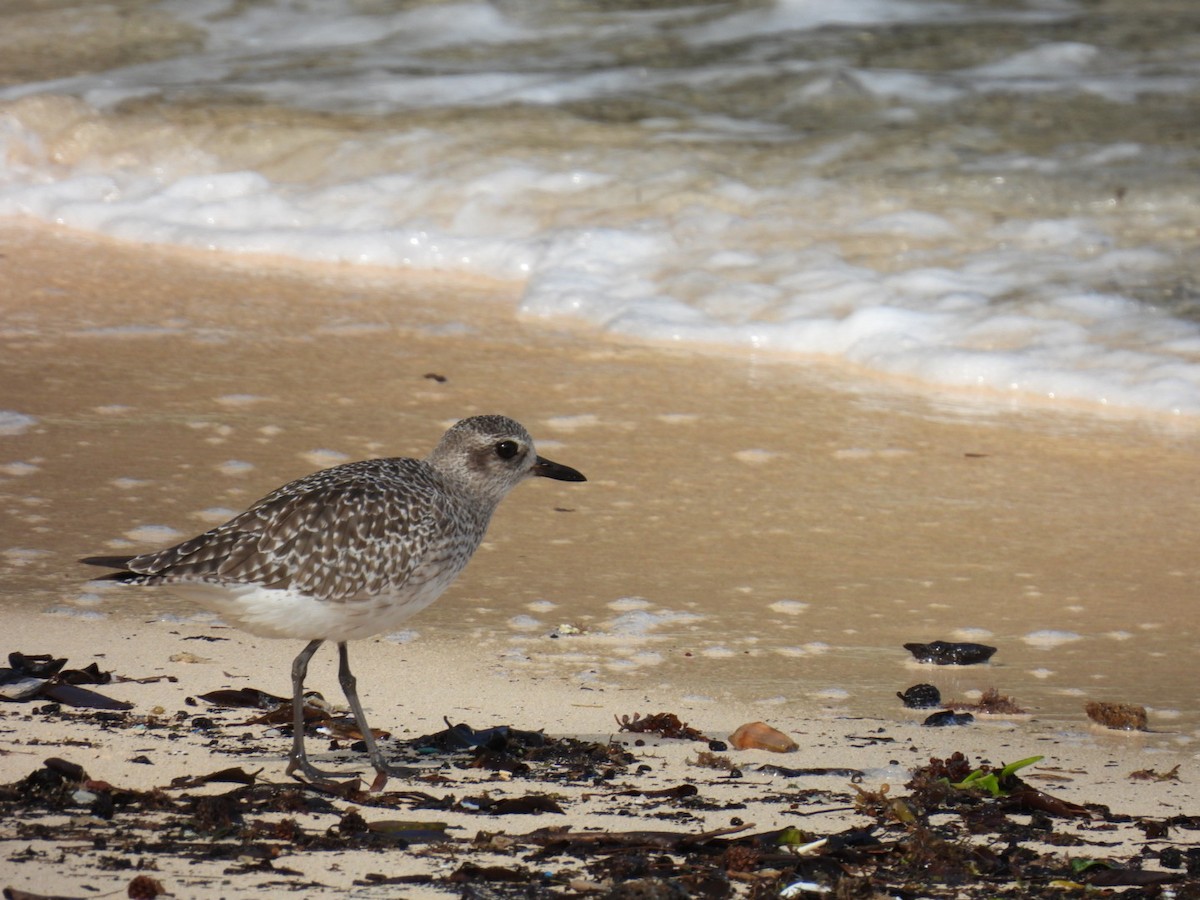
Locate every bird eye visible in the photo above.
<box><xmin>495</xmin><ymin>440</ymin><xmax>520</xmax><ymax>460</ymax></box>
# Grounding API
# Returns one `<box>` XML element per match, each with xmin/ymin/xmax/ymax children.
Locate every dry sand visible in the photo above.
<box><xmin>1</xmin><ymin>221</ymin><xmax>1199</xmax><ymax>897</ymax></box>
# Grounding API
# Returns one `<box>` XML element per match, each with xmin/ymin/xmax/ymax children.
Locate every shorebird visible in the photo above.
<box><xmin>83</xmin><ymin>415</ymin><xmax>586</xmax><ymax>789</ymax></box>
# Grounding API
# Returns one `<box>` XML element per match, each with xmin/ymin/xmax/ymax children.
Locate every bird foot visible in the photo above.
<box><xmin>367</xmin><ymin>761</ymin><xmax>423</xmax><ymax>792</ymax></box>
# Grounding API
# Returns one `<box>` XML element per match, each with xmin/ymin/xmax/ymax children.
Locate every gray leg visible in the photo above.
<box><xmin>336</xmin><ymin>641</ymin><xmax>417</xmax><ymax>791</ymax></box>
<box><xmin>284</xmin><ymin>639</ymin><xmax>345</xmax><ymax>783</ymax></box>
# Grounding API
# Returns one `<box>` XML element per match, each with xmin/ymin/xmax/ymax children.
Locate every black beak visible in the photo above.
<box><xmin>532</xmin><ymin>456</ymin><xmax>586</xmax><ymax>482</ymax></box>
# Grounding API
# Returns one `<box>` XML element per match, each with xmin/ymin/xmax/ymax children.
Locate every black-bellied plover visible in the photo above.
<box><xmin>82</xmin><ymin>415</ymin><xmax>585</xmax><ymax>789</ymax></box>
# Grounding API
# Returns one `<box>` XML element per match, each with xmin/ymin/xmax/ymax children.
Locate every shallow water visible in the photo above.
<box><xmin>2</xmin><ymin>0</ymin><xmax>1199</xmax><ymax>414</ymax></box>
<box><xmin>2</xmin><ymin>229</ymin><xmax>1197</xmax><ymax>749</ymax></box>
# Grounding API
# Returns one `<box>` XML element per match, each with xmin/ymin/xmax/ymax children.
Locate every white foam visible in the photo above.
<box><xmin>0</xmin><ymin>412</ymin><xmax>37</xmax><ymax>436</ymax></box>
<box><xmin>607</xmin><ymin>597</ymin><xmax>652</xmax><ymax>612</ymax></box>
<box><xmin>1</xmin><ymin>0</ymin><xmax>1198</xmax><ymax>418</ymax></box>
<box><xmin>215</xmin><ymin>394</ymin><xmax>267</xmax><ymax>407</ymax></box>
<box><xmin>543</xmin><ymin>414</ymin><xmax>599</xmax><ymax>432</ymax></box>
<box><xmin>952</xmin><ymin>627</ymin><xmax>994</xmax><ymax>641</ymax></box>
<box><xmin>301</xmin><ymin>449</ymin><xmax>350</xmax><ymax>468</ymax></box>
<box><xmin>2</xmin><ymin>548</ymin><xmax>51</xmax><ymax>566</ymax></box>
<box><xmin>124</xmin><ymin>524</ymin><xmax>183</xmax><ymax>545</ymax></box>
<box><xmin>1022</xmin><ymin>630</ymin><xmax>1084</xmax><ymax>649</ymax></box>
<box><xmin>732</xmin><ymin>449</ymin><xmax>779</xmax><ymax>465</ymax></box>
<box><xmin>604</xmin><ymin>608</ymin><xmax>702</xmax><ymax>637</ymax></box>
<box><xmin>0</xmin><ymin>461</ymin><xmax>38</xmax><ymax>476</ymax></box>
<box><xmin>195</xmin><ymin>507</ymin><xmax>237</xmax><ymax>524</ymax></box>
<box><xmin>768</xmin><ymin>599</ymin><xmax>809</xmax><ymax>615</ymax></box>
<box><xmin>111</xmin><ymin>477</ymin><xmax>149</xmax><ymax>489</ymax></box>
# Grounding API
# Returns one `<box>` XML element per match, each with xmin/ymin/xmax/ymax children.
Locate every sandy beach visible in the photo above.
<box><xmin>2</xmin><ymin>221</ymin><xmax>1199</xmax><ymax>897</ymax></box>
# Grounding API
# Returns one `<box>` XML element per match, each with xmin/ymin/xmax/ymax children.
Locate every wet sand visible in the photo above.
<box><xmin>1</xmin><ymin>221</ymin><xmax>1199</xmax><ymax>895</ymax></box>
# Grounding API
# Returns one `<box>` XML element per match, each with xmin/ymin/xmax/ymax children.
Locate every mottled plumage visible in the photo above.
<box><xmin>83</xmin><ymin>415</ymin><xmax>585</xmax><ymax>789</ymax></box>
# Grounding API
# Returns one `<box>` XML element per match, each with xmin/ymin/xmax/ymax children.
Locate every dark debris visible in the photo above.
<box><xmin>3</xmin><ymin>739</ymin><xmax>1197</xmax><ymax>899</ymax></box>
<box><xmin>904</xmin><ymin>641</ymin><xmax>997</xmax><ymax>666</ymax></box>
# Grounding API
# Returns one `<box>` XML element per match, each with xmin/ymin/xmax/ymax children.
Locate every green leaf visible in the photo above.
<box><xmin>998</xmin><ymin>755</ymin><xmax>1044</xmax><ymax>779</ymax></box>
<box><xmin>951</xmin><ymin>755</ymin><xmax>1044</xmax><ymax>797</ymax></box>
<box><xmin>1070</xmin><ymin>858</ymin><xmax>1113</xmax><ymax>874</ymax></box>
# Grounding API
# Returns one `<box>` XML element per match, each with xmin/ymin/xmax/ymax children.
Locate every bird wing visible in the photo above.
<box><xmin>119</xmin><ymin>460</ymin><xmax>457</xmax><ymax>602</ymax></box>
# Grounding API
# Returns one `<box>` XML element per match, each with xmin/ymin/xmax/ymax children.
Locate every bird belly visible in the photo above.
<box><xmin>162</xmin><ymin>578</ymin><xmax>455</xmax><ymax>643</ymax></box>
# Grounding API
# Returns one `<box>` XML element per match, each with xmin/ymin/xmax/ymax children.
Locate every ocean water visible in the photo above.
<box><xmin>1</xmin><ymin>0</ymin><xmax>1198</xmax><ymax>419</ymax></box>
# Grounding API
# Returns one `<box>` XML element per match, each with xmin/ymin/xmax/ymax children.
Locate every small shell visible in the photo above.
<box><xmin>728</xmin><ymin>721</ymin><xmax>798</xmax><ymax>752</ymax></box>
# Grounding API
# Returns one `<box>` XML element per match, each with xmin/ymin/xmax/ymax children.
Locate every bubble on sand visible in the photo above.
<box><xmin>544</xmin><ymin>414</ymin><xmax>599</xmax><ymax>431</ymax></box>
<box><xmin>124</xmin><ymin>524</ymin><xmax>183</xmax><ymax>544</ymax></box>
<box><xmin>769</xmin><ymin>599</ymin><xmax>809</xmax><ymax>615</ymax></box>
<box><xmin>195</xmin><ymin>507</ymin><xmax>237</xmax><ymax>524</ymax></box>
<box><xmin>3</xmin><ymin>548</ymin><xmax>51</xmax><ymax>567</ymax></box>
<box><xmin>608</xmin><ymin>597</ymin><xmax>652</xmax><ymax>612</ymax></box>
<box><xmin>216</xmin><ymin>394</ymin><xmax>267</xmax><ymax>406</ymax></box>
<box><xmin>0</xmin><ymin>412</ymin><xmax>37</xmax><ymax>436</ymax></box>
<box><xmin>952</xmin><ymin>627</ymin><xmax>994</xmax><ymax>641</ymax></box>
<box><xmin>812</xmin><ymin>687</ymin><xmax>850</xmax><ymax>701</ymax></box>
<box><xmin>217</xmin><ymin>460</ymin><xmax>255</xmax><ymax>475</ymax></box>
<box><xmin>0</xmin><ymin>461</ymin><xmax>39</xmax><ymax>476</ymax></box>
<box><xmin>733</xmin><ymin>448</ymin><xmax>779</xmax><ymax>464</ymax></box>
<box><xmin>1022</xmin><ymin>630</ymin><xmax>1083</xmax><ymax>649</ymax></box>
<box><xmin>44</xmin><ymin>606</ymin><xmax>106</xmax><ymax>620</ymax></box>
<box><xmin>606</xmin><ymin>649</ymin><xmax>664</xmax><ymax>670</ymax></box>
<box><xmin>507</xmin><ymin>614</ymin><xmax>542</xmax><ymax>631</ymax></box>
<box><xmin>302</xmin><ymin>449</ymin><xmax>350</xmax><ymax>467</ymax></box>
<box><xmin>605</xmin><ymin>608</ymin><xmax>702</xmax><ymax>636</ymax></box>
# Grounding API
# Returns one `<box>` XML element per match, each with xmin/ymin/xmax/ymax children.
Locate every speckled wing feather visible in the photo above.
<box><xmin>113</xmin><ymin>459</ymin><xmax>459</xmax><ymax>602</ymax></box>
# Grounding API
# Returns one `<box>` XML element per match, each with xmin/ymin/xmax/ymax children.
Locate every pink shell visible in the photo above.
<box><xmin>728</xmin><ymin>721</ymin><xmax>798</xmax><ymax>752</ymax></box>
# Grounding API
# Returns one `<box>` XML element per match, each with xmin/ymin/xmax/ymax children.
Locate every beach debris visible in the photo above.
<box><xmin>0</xmin><ymin>741</ymin><xmax>1187</xmax><ymax>900</ymax></box>
<box><xmin>0</xmin><ymin>651</ymin><xmax>133</xmax><ymax>710</ymax></box>
<box><xmin>616</xmin><ymin>711</ymin><xmax>707</xmax><ymax>741</ymax></box>
<box><xmin>728</xmin><ymin>721</ymin><xmax>798</xmax><ymax>752</ymax></box>
<box><xmin>416</xmin><ymin>718</ymin><xmax>547</xmax><ymax>752</ymax></box>
<box><xmin>897</xmin><ymin>683</ymin><xmax>941</xmax><ymax>708</ymax></box>
<box><xmin>127</xmin><ymin>874</ymin><xmax>168</xmax><ymax>899</ymax></box>
<box><xmin>198</xmin><ymin>685</ymin><xmax>343</xmax><ymax>737</ymax></box>
<box><xmin>949</xmin><ymin>687</ymin><xmax>1027</xmax><ymax>715</ymax></box>
<box><xmin>902</xmin><ymin>685</ymin><xmax>1024</xmax><ymax>716</ymax></box>
<box><xmin>904</xmin><ymin>640</ymin><xmax>997</xmax><ymax>665</ymax></box>
<box><xmin>1085</xmin><ymin>700</ymin><xmax>1149</xmax><ymax>731</ymax></box>
<box><xmin>921</xmin><ymin>710</ymin><xmax>975</xmax><ymax>727</ymax></box>
<box><xmin>779</xmin><ymin>878</ymin><xmax>832</xmax><ymax>896</ymax></box>
<box><xmin>688</xmin><ymin>750</ymin><xmax>738</xmax><ymax>773</ymax></box>
<box><xmin>851</xmin><ymin>782</ymin><xmax>916</xmax><ymax>823</ymax></box>
<box><xmin>168</xmin><ymin>766</ymin><xmax>262</xmax><ymax>788</ymax></box>
<box><xmin>950</xmin><ymin>756</ymin><xmax>1044</xmax><ymax>798</ymax></box>
<box><xmin>197</xmin><ymin>686</ymin><xmax>290</xmax><ymax>709</ymax></box>
<box><xmin>905</xmin><ymin>751</ymin><xmax>1091</xmax><ymax>819</ymax></box>
<box><xmin>758</xmin><ymin>764</ymin><xmax>866</xmax><ymax>781</ymax></box>
<box><xmin>1130</xmin><ymin>765</ymin><xmax>1182</xmax><ymax>783</ymax></box>
<box><xmin>167</xmin><ymin>651</ymin><xmax>209</xmax><ymax>664</ymax></box>
<box><xmin>463</xmin><ymin>792</ymin><xmax>566</xmax><ymax>815</ymax></box>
